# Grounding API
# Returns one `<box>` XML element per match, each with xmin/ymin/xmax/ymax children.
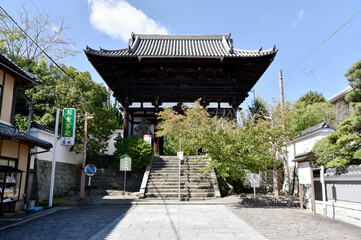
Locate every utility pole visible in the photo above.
<box><xmin>279</xmin><ymin>69</ymin><xmax>284</xmax><ymax>108</ymax></box>
<box><xmin>80</xmin><ymin>112</ymin><xmax>93</xmax><ymax>200</ymax></box>
<box><xmin>279</xmin><ymin>69</ymin><xmax>290</xmax><ymax>196</ymax></box>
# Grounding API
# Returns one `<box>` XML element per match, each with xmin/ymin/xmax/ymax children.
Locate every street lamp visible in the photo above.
<box><xmin>80</xmin><ymin>111</ymin><xmax>93</xmax><ymax>200</ymax></box>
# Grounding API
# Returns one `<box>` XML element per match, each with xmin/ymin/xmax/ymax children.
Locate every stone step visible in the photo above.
<box><xmin>149</xmin><ymin>173</ymin><xmax>211</xmax><ymax>177</ymax></box>
<box><xmin>146</xmin><ymin>186</ymin><xmax>213</xmax><ymax>191</ymax></box>
<box><xmin>152</xmin><ymin>163</ymin><xmax>208</xmax><ymax>166</ymax></box>
<box><xmin>151</xmin><ymin>167</ymin><xmax>207</xmax><ymax>171</ymax></box>
<box><xmin>148</xmin><ymin>179</ymin><xmax>211</xmax><ymax>184</ymax></box>
<box><xmin>145</xmin><ymin>192</ymin><xmax>215</xmax><ymax>198</ymax></box>
<box><xmin>146</xmin><ymin>190</ymin><xmax>215</xmax><ymax>195</ymax></box>
<box><xmin>149</xmin><ymin>173</ymin><xmax>211</xmax><ymax>180</ymax></box>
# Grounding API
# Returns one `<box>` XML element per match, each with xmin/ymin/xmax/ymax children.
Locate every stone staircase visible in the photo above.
<box><xmin>145</xmin><ymin>155</ymin><xmax>217</xmax><ymax>200</ymax></box>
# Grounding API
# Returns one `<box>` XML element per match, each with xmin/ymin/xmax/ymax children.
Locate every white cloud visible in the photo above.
<box><xmin>87</xmin><ymin>0</ymin><xmax>168</xmax><ymax>42</ymax></box>
<box><xmin>292</xmin><ymin>9</ymin><xmax>305</xmax><ymax>27</ymax></box>
<box><xmin>298</xmin><ymin>9</ymin><xmax>305</xmax><ymax>21</ymax></box>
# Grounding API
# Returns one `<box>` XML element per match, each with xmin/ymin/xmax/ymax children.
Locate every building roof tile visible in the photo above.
<box><xmin>85</xmin><ymin>33</ymin><xmax>277</xmax><ymax>58</ymax></box>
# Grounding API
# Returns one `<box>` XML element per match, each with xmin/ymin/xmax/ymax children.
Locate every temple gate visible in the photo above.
<box><xmin>85</xmin><ymin>33</ymin><xmax>277</xmax><ymax>155</ymax></box>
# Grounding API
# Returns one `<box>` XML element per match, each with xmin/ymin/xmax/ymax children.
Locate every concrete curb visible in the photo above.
<box><xmin>139</xmin><ymin>156</ymin><xmax>153</xmax><ymax>199</ymax></box>
<box><xmin>0</xmin><ymin>207</ymin><xmax>69</xmax><ymax>231</ymax></box>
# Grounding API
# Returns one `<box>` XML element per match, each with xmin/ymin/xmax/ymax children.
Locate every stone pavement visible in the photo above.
<box><xmin>228</xmin><ymin>206</ymin><xmax>361</xmax><ymax>240</ymax></box>
<box><xmin>0</xmin><ymin>205</ymin><xmax>132</xmax><ymax>240</ymax></box>
<box><xmin>1</xmin><ymin>196</ymin><xmax>361</xmax><ymax>240</ymax></box>
<box><xmin>91</xmin><ymin>205</ymin><xmax>266</xmax><ymax>240</ymax></box>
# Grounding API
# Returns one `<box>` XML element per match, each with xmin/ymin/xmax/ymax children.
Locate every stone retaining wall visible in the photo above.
<box><xmin>31</xmin><ymin>159</ymin><xmax>80</xmax><ymax>202</ymax></box>
<box><xmin>89</xmin><ymin>168</ymin><xmax>144</xmax><ymax>192</ymax></box>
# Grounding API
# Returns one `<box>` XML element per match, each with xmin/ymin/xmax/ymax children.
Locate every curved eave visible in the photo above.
<box><xmin>84</xmin><ymin>46</ymin><xmax>277</xmax><ymax>60</ymax></box>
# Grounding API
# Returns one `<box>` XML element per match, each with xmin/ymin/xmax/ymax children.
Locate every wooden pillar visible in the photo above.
<box><xmin>123</xmin><ymin>108</ymin><xmax>129</xmax><ymax>138</ymax></box>
<box><xmin>153</xmin><ymin>113</ymin><xmax>160</xmax><ymax>156</ymax></box>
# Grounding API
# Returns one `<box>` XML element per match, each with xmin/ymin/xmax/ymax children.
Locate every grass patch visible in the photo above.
<box><xmin>40</xmin><ymin>196</ymin><xmax>70</xmax><ymax>205</ymax></box>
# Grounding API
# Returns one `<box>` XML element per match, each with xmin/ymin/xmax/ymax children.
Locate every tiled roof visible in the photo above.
<box><xmin>0</xmin><ymin>52</ymin><xmax>37</xmax><ymax>83</ymax></box>
<box><xmin>299</xmin><ymin>122</ymin><xmax>335</xmax><ymax>137</ymax></box>
<box><xmin>85</xmin><ymin>33</ymin><xmax>277</xmax><ymax>58</ymax></box>
<box><xmin>0</xmin><ymin>123</ymin><xmax>52</xmax><ymax>150</ymax></box>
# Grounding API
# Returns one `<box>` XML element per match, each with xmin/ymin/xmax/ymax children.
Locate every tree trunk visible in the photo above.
<box><xmin>272</xmin><ymin>145</ymin><xmax>279</xmax><ymax>200</ymax></box>
<box><xmin>282</xmin><ymin>154</ymin><xmax>290</xmax><ymax>195</ymax></box>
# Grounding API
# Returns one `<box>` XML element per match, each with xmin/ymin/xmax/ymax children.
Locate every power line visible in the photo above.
<box><xmin>285</xmin><ymin>9</ymin><xmax>361</xmax><ymax>88</ymax></box>
<box><xmin>0</xmin><ymin>6</ymin><xmax>77</xmax><ymax>83</ymax></box>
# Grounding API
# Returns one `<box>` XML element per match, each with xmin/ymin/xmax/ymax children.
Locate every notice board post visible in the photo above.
<box><xmin>119</xmin><ymin>154</ymin><xmax>132</xmax><ymax>195</ymax></box>
<box><xmin>292</xmin><ymin>152</ymin><xmax>316</xmax><ymax>214</ymax></box>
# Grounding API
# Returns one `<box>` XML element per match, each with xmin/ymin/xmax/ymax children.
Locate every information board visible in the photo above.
<box><xmin>298</xmin><ymin>161</ymin><xmax>312</xmax><ymax>184</ymax></box>
<box><xmin>177</xmin><ymin>152</ymin><xmax>183</xmax><ymax>160</ymax></box>
<box><xmin>119</xmin><ymin>154</ymin><xmax>132</xmax><ymax>171</ymax></box>
<box><xmin>250</xmin><ymin>173</ymin><xmax>260</xmax><ymax>188</ymax></box>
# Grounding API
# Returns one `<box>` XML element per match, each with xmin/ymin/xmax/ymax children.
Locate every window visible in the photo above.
<box><xmin>0</xmin><ymin>158</ymin><xmax>17</xmax><ymax>168</ymax></box>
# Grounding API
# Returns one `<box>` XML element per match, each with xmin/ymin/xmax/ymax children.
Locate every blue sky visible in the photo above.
<box><xmin>1</xmin><ymin>0</ymin><xmax>361</xmax><ymax>110</ymax></box>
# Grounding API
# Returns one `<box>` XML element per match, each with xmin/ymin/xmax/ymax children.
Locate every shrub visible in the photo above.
<box><xmin>113</xmin><ymin>135</ymin><xmax>153</xmax><ymax>171</ymax></box>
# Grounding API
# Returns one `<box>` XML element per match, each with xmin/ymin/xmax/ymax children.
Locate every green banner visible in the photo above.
<box><xmin>61</xmin><ymin>108</ymin><xmax>76</xmax><ymax>146</ymax></box>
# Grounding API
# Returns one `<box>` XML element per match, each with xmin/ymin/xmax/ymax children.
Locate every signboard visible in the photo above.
<box><xmin>250</xmin><ymin>173</ymin><xmax>260</xmax><ymax>188</ymax></box>
<box><xmin>143</xmin><ymin>134</ymin><xmax>152</xmax><ymax>144</ymax></box>
<box><xmin>60</xmin><ymin>108</ymin><xmax>76</xmax><ymax>146</ymax></box>
<box><xmin>298</xmin><ymin>161</ymin><xmax>312</xmax><ymax>184</ymax></box>
<box><xmin>119</xmin><ymin>154</ymin><xmax>132</xmax><ymax>171</ymax></box>
<box><xmin>84</xmin><ymin>164</ymin><xmax>97</xmax><ymax>177</ymax></box>
<box><xmin>177</xmin><ymin>152</ymin><xmax>183</xmax><ymax>160</ymax></box>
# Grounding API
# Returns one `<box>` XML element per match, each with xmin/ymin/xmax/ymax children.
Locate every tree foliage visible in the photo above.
<box><xmin>292</xmin><ymin>101</ymin><xmax>349</xmax><ymax>132</ymax></box>
<box><xmin>296</xmin><ymin>90</ymin><xmax>326</xmax><ymax>105</ymax></box>
<box><xmin>113</xmin><ymin>135</ymin><xmax>153</xmax><ymax>171</ymax></box>
<box><xmin>156</xmin><ymin>100</ymin><xmax>296</xmax><ymax>182</ymax></box>
<box><xmin>247</xmin><ymin>94</ymin><xmax>268</xmax><ymax>121</ymax></box>
<box><xmin>0</xmin><ymin>5</ymin><xmax>77</xmax><ymax>70</ymax></box>
<box><xmin>313</xmin><ymin>60</ymin><xmax>361</xmax><ymax>167</ymax></box>
<box><xmin>15</xmin><ymin>59</ymin><xmax>122</xmax><ymax>156</ymax></box>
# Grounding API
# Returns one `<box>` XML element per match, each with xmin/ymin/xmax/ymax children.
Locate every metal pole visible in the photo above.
<box><xmin>179</xmin><ymin>137</ymin><xmax>181</xmax><ymax>201</ymax></box>
<box><xmin>80</xmin><ymin>111</ymin><xmax>88</xmax><ymax>200</ymax></box>
<box><xmin>124</xmin><ymin>171</ymin><xmax>126</xmax><ymax>197</ymax></box>
<box><xmin>253</xmin><ymin>187</ymin><xmax>256</xmax><ymax>198</ymax></box>
<box><xmin>49</xmin><ymin>108</ymin><xmax>60</xmax><ymax>207</ymax></box>
<box><xmin>87</xmin><ymin>177</ymin><xmax>91</xmax><ymax>197</ymax></box>
<box><xmin>321</xmin><ymin>165</ymin><xmax>327</xmax><ymax>216</ymax></box>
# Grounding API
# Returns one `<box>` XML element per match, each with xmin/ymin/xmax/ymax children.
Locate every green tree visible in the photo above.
<box><xmin>18</xmin><ymin>59</ymin><xmax>122</xmax><ymax>156</ymax></box>
<box><xmin>292</xmin><ymin>102</ymin><xmax>334</xmax><ymax>132</ymax></box>
<box><xmin>113</xmin><ymin>135</ymin><xmax>153</xmax><ymax>171</ymax></box>
<box><xmin>248</xmin><ymin>94</ymin><xmax>268</xmax><ymax>121</ymax></box>
<box><xmin>156</xmin><ymin>100</ymin><xmax>296</xmax><ymax>184</ymax></box>
<box><xmin>296</xmin><ymin>90</ymin><xmax>326</xmax><ymax>105</ymax></box>
<box><xmin>259</xmin><ymin>102</ymin><xmax>297</xmax><ymax>198</ymax></box>
<box><xmin>313</xmin><ymin>60</ymin><xmax>361</xmax><ymax>167</ymax></box>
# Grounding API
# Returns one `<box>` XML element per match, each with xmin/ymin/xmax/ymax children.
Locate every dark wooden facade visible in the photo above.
<box><xmin>85</xmin><ymin>33</ymin><xmax>277</xmax><ymax>155</ymax></box>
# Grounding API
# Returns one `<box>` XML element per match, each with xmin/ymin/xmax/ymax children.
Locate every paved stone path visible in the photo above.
<box><xmin>0</xmin><ymin>206</ymin><xmax>131</xmax><ymax>240</ymax></box>
<box><xmin>228</xmin><ymin>206</ymin><xmax>361</xmax><ymax>240</ymax></box>
<box><xmin>2</xmin><ymin>204</ymin><xmax>361</xmax><ymax>239</ymax></box>
<box><xmin>93</xmin><ymin>205</ymin><xmax>266</xmax><ymax>240</ymax></box>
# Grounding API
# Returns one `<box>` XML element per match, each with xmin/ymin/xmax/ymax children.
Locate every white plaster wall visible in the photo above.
<box><xmin>311</xmin><ymin>200</ymin><xmax>361</xmax><ymax>227</ymax></box>
<box><xmin>30</xmin><ymin>128</ymin><xmax>82</xmax><ymax>168</ymax></box>
<box><xmin>286</xmin><ymin>129</ymin><xmax>334</xmax><ymax>167</ymax></box>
